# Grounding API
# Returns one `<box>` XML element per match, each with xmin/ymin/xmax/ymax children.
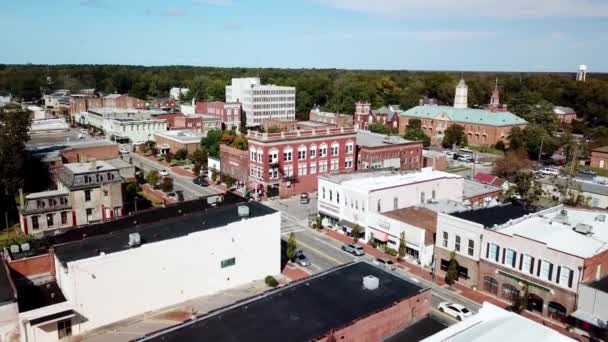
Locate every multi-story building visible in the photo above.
<box><xmin>19</xmin><ymin>160</ymin><xmax>124</xmax><ymax>235</ymax></box>
<box><xmin>572</xmin><ymin>276</ymin><xmax>608</xmax><ymax>338</ymax></box>
<box><xmin>173</xmin><ymin>114</ymin><xmax>222</xmax><ymax>133</ymax></box>
<box><xmin>220</xmin><ymin>144</ymin><xmax>249</xmax><ymax>192</ymax></box>
<box><xmin>354</xmin><ymin>103</ymin><xmax>401</xmax><ymax>131</ymax></box>
<box><xmin>317</xmin><ymin>168</ymin><xmax>464</xmax><ymax>239</ymax></box>
<box><xmin>155</xmin><ymin>130</ymin><xmax>204</xmax><ymax>155</ymax></box>
<box><xmin>309</xmin><ymin>105</ymin><xmax>354</xmax><ymax>127</ymax></box>
<box><xmin>247</xmin><ymin>127</ymin><xmax>356</xmax><ymax>199</ymax></box>
<box><xmin>83</xmin><ymin>109</ymin><xmax>167</xmax><ymax>144</ymax></box>
<box><xmin>169</xmin><ymin>87</ymin><xmax>189</xmax><ymax>100</ymax></box>
<box><xmin>102</xmin><ymin>94</ymin><xmax>146</xmax><ymax>109</ymax></box>
<box><xmin>435</xmin><ymin>204</ymin><xmax>608</xmax><ymax>322</ymax></box>
<box><xmin>591</xmin><ymin>146</ymin><xmax>608</xmax><ymax>169</ymax></box>
<box><xmin>196</xmin><ymin>101</ymin><xmax>242</xmax><ymax>130</ymax></box>
<box><xmin>355</xmin><ymin>130</ymin><xmax>423</xmax><ymax>171</ymax></box>
<box><xmin>226</xmin><ymin>78</ymin><xmax>295</xmax><ymax>126</ymax></box>
<box><xmin>554</xmin><ymin>106</ymin><xmax>577</xmax><ymax>124</ymax></box>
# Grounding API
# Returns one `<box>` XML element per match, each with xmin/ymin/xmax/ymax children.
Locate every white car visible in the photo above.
<box><xmin>538</xmin><ymin>167</ymin><xmax>559</xmax><ymax>177</ymax></box>
<box><xmin>438</xmin><ymin>302</ymin><xmax>472</xmax><ymax>321</ymax></box>
<box><xmin>159</xmin><ymin>170</ymin><xmax>169</xmax><ymax>177</ymax></box>
<box><xmin>443</xmin><ymin>150</ymin><xmax>455</xmax><ymax>158</ymax></box>
<box><xmin>119</xmin><ymin>147</ymin><xmax>130</xmax><ymax>154</ymax></box>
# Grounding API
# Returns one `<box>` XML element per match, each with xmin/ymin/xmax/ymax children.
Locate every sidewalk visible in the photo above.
<box><xmin>133</xmin><ymin>153</ymin><xmax>196</xmax><ymax>178</ymax></box>
<box><xmin>321</xmin><ymin>227</ymin><xmax>588</xmax><ymax>341</ymax></box>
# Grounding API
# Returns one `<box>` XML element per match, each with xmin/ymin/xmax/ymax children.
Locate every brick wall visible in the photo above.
<box><xmin>7</xmin><ymin>251</ymin><xmax>54</xmax><ymax>279</ymax></box>
<box><xmin>140</xmin><ymin>184</ymin><xmax>176</xmax><ymax>205</ymax></box>
<box><xmin>590</xmin><ymin>151</ymin><xmax>608</xmax><ymax>169</ymax></box>
<box><xmin>220</xmin><ymin>145</ymin><xmax>249</xmax><ymax>183</ymax></box>
<box><xmin>465</xmin><ymin>189</ymin><xmax>502</xmax><ymax>207</ymax></box>
<box><xmin>423</xmin><ymin>154</ymin><xmax>449</xmax><ymax>171</ymax></box>
<box><xmin>583</xmin><ymin>248</ymin><xmax>608</xmax><ymax>283</ymax></box>
<box><xmin>60</xmin><ymin>144</ymin><xmax>119</xmax><ymax>163</ymax></box>
<box><xmin>317</xmin><ymin>289</ymin><xmax>432</xmax><ymax>342</ymax></box>
<box><xmin>357</xmin><ymin>143</ymin><xmax>423</xmax><ymax>171</ymax></box>
<box><xmin>434</xmin><ymin>247</ymin><xmax>480</xmax><ymax>287</ymax></box>
<box><xmin>154</xmin><ymin>135</ymin><xmax>199</xmax><ymax>154</ymax></box>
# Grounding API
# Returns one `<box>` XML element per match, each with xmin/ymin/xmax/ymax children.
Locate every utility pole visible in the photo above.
<box><xmin>537</xmin><ymin>136</ymin><xmax>544</xmax><ymax>165</ymax></box>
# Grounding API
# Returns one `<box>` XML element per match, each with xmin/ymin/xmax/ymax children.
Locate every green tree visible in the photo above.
<box><xmin>160</xmin><ymin>177</ymin><xmax>174</xmax><ymax>192</ymax></box>
<box><xmin>174</xmin><ymin>148</ymin><xmax>188</xmax><ymax>160</ymax></box>
<box><xmin>524</xmin><ymin>124</ymin><xmax>558</xmax><ymax>160</ymax></box>
<box><xmin>445</xmin><ymin>251</ymin><xmax>459</xmax><ymax>286</ymax></box>
<box><xmin>398</xmin><ymin>231</ymin><xmax>406</xmax><ymax>259</ymax></box>
<box><xmin>202</xmin><ymin>129</ymin><xmax>223</xmax><ymax>157</ymax></box>
<box><xmin>442</xmin><ymin>124</ymin><xmax>467</xmax><ymax>148</ymax></box>
<box><xmin>505</xmin><ymin>171</ymin><xmax>543</xmax><ymax>206</ymax></box>
<box><xmin>403</xmin><ymin>119</ymin><xmax>431</xmax><ymax>147</ymax></box>
<box><xmin>313</xmin><ymin>215</ymin><xmax>323</xmax><ymax>230</ymax></box>
<box><xmin>286</xmin><ymin>232</ymin><xmax>297</xmax><ymax>261</ymax></box>
<box><xmin>188</xmin><ymin>149</ymin><xmax>208</xmax><ymax>170</ymax></box>
<box><xmin>508</xmin><ymin>126</ymin><xmax>525</xmax><ymax>150</ymax></box>
<box><xmin>351</xmin><ymin>224</ymin><xmax>361</xmax><ymax>242</ymax></box>
<box><xmin>267</xmin><ymin>125</ymin><xmax>282</xmax><ymax>133</ymax></box>
<box><xmin>367</xmin><ymin>123</ymin><xmax>391</xmax><ymax>135</ymax></box>
<box><xmin>164</xmin><ymin>151</ymin><xmax>174</xmax><ymax>163</ymax></box>
<box><xmin>146</xmin><ymin>170</ymin><xmax>160</xmax><ymax>186</ymax></box>
<box><xmin>125</xmin><ymin>183</ymin><xmax>140</xmax><ymax>201</ymax></box>
<box><xmin>0</xmin><ymin>105</ymin><xmax>32</xmax><ymax>198</ymax></box>
<box><xmin>512</xmin><ymin>100</ymin><xmax>558</xmax><ymax>133</ymax></box>
<box><xmin>224</xmin><ymin>175</ymin><xmax>234</xmax><ymax>188</ymax></box>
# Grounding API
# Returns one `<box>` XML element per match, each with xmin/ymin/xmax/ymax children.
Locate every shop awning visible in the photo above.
<box><xmin>338</xmin><ymin>219</ymin><xmax>356</xmax><ymax>232</ymax></box>
<box><xmin>374</xmin><ymin>231</ymin><xmax>389</xmax><ymax>242</ymax></box>
<box><xmin>571</xmin><ymin>310</ymin><xmax>608</xmax><ymax>328</ymax></box>
<box><xmin>29</xmin><ymin>309</ymin><xmax>76</xmax><ymax>327</ymax></box>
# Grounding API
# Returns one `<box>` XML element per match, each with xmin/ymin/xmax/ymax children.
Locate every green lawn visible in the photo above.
<box><xmin>467</xmin><ymin>145</ymin><xmax>505</xmax><ymax>156</ymax></box>
<box><xmin>0</xmin><ymin>225</ymin><xmax>32</xmax><ymax>248</ymax></box>
<box><xmin>446</xmin><ymin>166</ymin><xmax>471</xmax><ymax>173</ymax></box>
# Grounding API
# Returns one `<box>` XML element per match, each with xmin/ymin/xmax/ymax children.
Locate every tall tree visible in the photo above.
<box><xmin>404</xmin><ymin>119</ymin><xmax>431</xmax><ymax>147</ymax></box>
<box><xmin>398</xmin><ymin>232</ymin><xmax>406</xmax><ymax>259</ymax></box>
<box><xmin>351</xmin><ymin>224</ymin><xmax>361</xmax><ymax>242</ymax></box>
<box><xmin>286</xmin><ymin>232</ymin><xmax>297</xmax><ymax>261</ymax></box>
<box><xmin>442</xmin><ymin>124</ymin><xmax>467</xmax><ymax>148</ymax></box>
<box><xmin>0</xmin><ymin>104</ymin><xmax>32</xmax><ymax>196</ymax></box>
<box><xmin>445</xmin><ymin>251</ymin><xmax>459</xmax><ymax>286</ymax></box>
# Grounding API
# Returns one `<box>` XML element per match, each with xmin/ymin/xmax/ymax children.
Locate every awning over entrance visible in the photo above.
<box><xmin>29</xmin><ymin>309</ymin><xmax>76</xmax><ymax>327</ymax></box>
<box><xmin>571</xmin><ymin>310</ymin><xmax>608</xmax><ymax>328</ymax></box>
<box><xmin>338</xmin><ymin>219</ymin><xmax>356</xmax><ymax>232</ymax></box>
<box><xmin>374</xmin><ymin>231</ymin><xmax>389</xmax><ymax>242</ymax></box>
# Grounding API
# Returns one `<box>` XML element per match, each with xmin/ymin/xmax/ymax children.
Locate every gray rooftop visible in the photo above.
<box><xmin>105</xmin><ymin>158</ymin><xmax>132</xmax><ymax>170</ymax></box>
<box><xmin>64</xmin><ymin>160</ymin><xmax>116</xmax><ymax>174</ymax></box>
<box><xmin>463</xmin><ymin>179</ymin><xmax>502</xmax><ymax>199</ymax></box>
<box><xmin>356</xmin><ymin>130</ymin><xmax>415</xmax><ymax>148</ymax></box>
<box><xmin>422</xmin><ymin>199</ymin><xmax>470</xmax><ymax>214</ymax></box>
<box><xmin>25</xmin><ymin>190</ymin><xmax>69</xmax><ymax>200</ymax></box>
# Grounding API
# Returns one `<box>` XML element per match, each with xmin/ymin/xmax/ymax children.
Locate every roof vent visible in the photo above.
<box><xmin>128</xmin><ymin>232</ymin><xmax>141</xmax><ymax>247</ymax></box>
<box><xmin>574</xmin><ymin>223</ymin><xmax>593</xmax><ymax>235</ymax></box>
<box><xmin>20</xmin><ymin>243</ymin><xmax>30</xmax><ymax>252</ymax></box>
<box><xmin>363</xmin><ymin>275</ymin><xmax>379</xmax><ymax>291</ymax></box>
<box><xmin>595</xmin><ymin>214</ymin><xmax>606</xmax><ymax>222</ymax></box>
<box><xmin>554</xmin><ymin>209</ymin><xmax>569</xmax><ymax>224</ymax></box>
<box><xmin>238</xmin><ymin>205</ymin><xmax>250</xmax><ymax>218</ymax></box>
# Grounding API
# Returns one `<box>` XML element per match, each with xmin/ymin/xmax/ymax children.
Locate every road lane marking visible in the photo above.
<box><xmin>295</xmin><ymin>239</ymin><xmax>347</xmax><ymax>266</ymax></box>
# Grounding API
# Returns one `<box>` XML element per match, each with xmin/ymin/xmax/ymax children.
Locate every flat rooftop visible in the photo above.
<box><xmin>383</xmin><ymin>207</ymin><xmax>436</xmax><ymax>244</ymax></box>
<box><xmin>463</xmin><ymin>179</ymin><xmax>502</xmax><ymax>199</ymax></box>
<box><xmin>320</xmin><ymin>168</ymin><xmax>462</xmax><ymax>193</ymax></box>
<box><xmin>105</xmin><ymin>158</ymin><xmax>132</xmax><ymax>169</ymax></box>
<box><xmin>587</xmin><ymin>276</ymin><xmax>608</xmax><ymax>292</ymax></box>
<box><xmin>356</xmin><ymin>130</ymin><xmax>416</xmax><ymax>148</ymax></box>
<box><xmin>17</xmin><ymin>281</ymin><xmax>65</xmax><ymax>313</ymax></box>
<box><xmin>421</xmin><ymin>302</ymin><xmax>574</xmax><ymax>342</ymax></box>
<box><xmin>142</xmin><ymin>262</ymin><xmax>426</xmax><ymax>342</ymax></box>
<box><xmin>493</xmin><ymin>206</ymin><xmax>608</xmax><ymax>258</ymax></box>
<box><xmin>422</xmin><ymin>199</ymin><xmax>469</xmax><ymax>214</ymax></box>
<box><xmin>54</xmin><ymin>202</ymin><xmax>276</xmax><ymax>265</ymax></box>
<box><xmin>63</xmin><ymin>160</ymin><xmax>116</xmax><ymax>174</ymax></box>
<box><xmin>451</xmin><ymin>203</ymin><xmax>534</xmax><ymax>228</ymax></box>
<box><xmin>155</xmin><ymin>129</ymin><xmax>204</xmax><ymax>143</ymax></box>
<box><xmin>25</xmin><ymin>189</ymin><xmax>68</xmax><ymax>200</ymax></box>
<box><xmin>385</xmin><ymin>316</ymin><xmax>448</xmax><ymax>342</ymax></box>
<box><xmin>297</xmin><ymin>120</ymin><xmax>333</xmax><ymax>127</ymax></box>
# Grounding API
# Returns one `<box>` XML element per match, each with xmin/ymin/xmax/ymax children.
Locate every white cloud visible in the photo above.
<box><xmin>313</xmin><ymin>0</ymin><xmax>608</xmax><ymax>17</ymax></box>
<box><xmin>302</xmin><ymin>30</ymin><xmax>495</xmax><ymax>42</ymax></box>
<box><xmin>194</xmin><ymin>0</ymin><xmax>234</xmax><ymax>6</ymax></box>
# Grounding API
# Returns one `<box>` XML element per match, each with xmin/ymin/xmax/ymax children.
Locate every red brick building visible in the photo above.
<box><xmin>196</xmin><ymin>101</ymin><xmax>242</xmax><ymax>130</ymax></box>
<box><xmin>69</xmin><ymin>96</ymin><xmax>102</xmax><ymax>115</ymax></box>
<box><xmin>219</xmin><ymin>144</ymin><xmax>249</xmax><ymax>189</ymax></box>
<box><xmin>422</xmin><ymin>150</ymin><xmax>449</xmax><ymax>171</ymax></box>
<box><xmin>173</xmin><ymin>114</ymin><xmax>222</xmax><ymax>133</ymax></box>
<box><xmin>261</xmin><ymin>118</ymin><xmax>299</xmax><ymax>132</ymax></box>
<box><xmin>355</xmin><ymin>130</ymin><xmax>422</xmax><ymax>171</ymax></box>
<box><xmin>154</xmin><ymin>112</ymin><xmax>184</xmax><ymax>129</ymax></box>
<box><xmin>60</xmin><ymin>142</ymin><xmax>120</xmax><ymax>163</ymax></box>
<box><xmin>103</xmin><ymin>94</ymin><xmax>146</xmax><ymax>109</ymax></box>
<box><xmin>247</xmin><ymin>127</ymin><xmax>357</xmax><ymax>199</ymax></box>
<box><xmin>553</xmin><ymin>106</ymin><xmax>577</xmax><ymax>125</ymax></box>
<box><xmin>309</xmin><ymin>106</ymin><xmax>354</xmax><ymax>127</ymax></box>
<box><xmin>590</xmin><ymin>146</ymin><xmax>608</xmax><ymax>169</ymax></box>
<box><xmin>354</xmin><ymin>102</ymin><xmax>401</xmax><ymax>131</ymax></box>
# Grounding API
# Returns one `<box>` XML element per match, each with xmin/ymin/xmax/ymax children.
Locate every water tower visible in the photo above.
<box><xmin>577</xmin><ymin>65</ymin><xmax>587</xmax><ymax>82</ymax></box>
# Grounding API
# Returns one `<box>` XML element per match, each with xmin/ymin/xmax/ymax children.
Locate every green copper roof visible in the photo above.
<box><xmin>400</xmin><ymin>105</ymin><xmax>527</xmax><ymax>126</ymax></box>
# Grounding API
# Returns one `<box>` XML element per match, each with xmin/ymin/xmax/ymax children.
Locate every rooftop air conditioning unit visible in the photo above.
<box><xmin>128</xmin><ymin>232</ymin><xmax>141</xmax><ymax>247</ymax></box>
<box><xmin>9</xmin><ymin>245</ymin><xmax>19</xmax><ymax>254</ymax></box>
<box><xmin>363</xmin><ymin>275</ymin><xmax>379</xmax><ymax>291</ymax></box>
<box><xmin>596</xmin><ymin>214</ymin><xmax>606</xmax><ymax>222</ymax></box>
<box><xmin>574</xmin><ymin>223</ymin><xmax>593</xmax><ymax>235</ymax></box>
<box><xmin>238</xmin><ymin>205</ymin><xmax>250</xmax><ymax>218</ymax></box>
<box><xmin>20</xmin><ymin>243</ymin><xmax>30</xmax><ymax>252</ymax></box>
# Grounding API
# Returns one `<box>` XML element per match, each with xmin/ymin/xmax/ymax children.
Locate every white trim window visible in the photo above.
<box><xmin>345</xmin><ymin>157</ymin><xmax>353</xmax><ymax>168</ymax></box>
<box><xmin>283</xmin><ymin>147</ymin><xmax>293</xmax><ymax>162</ymax></box>
<box><xmin>256</xmin><ymin>148</ymin><xmax>264</xmax><ymax>163</ymax></box>
<box><xmin>331</xmin><ymin>143</ymin><xmax>339</xmax><ymax>156</ymax></box>
<box><xmin>319</xmin><ymin>144</ymin><xmax>328</xmax><ymax>157</ymax></box>
<box><xmin>330</xmin><ymin>159</ymin><xmax>339</xmax><ymax>171</ymax></box>
<box><xmin>558</xmin><ymin>266</ymin><xmax>574</xmax><ymax>288</ymax></box>
<box><xmin>283</xmin><ymin>165</ymin><xmax>293</xmax><ymax>177</ymax></box>
<box><xmin>298</xmin><ymin>145</ymin><xmax>307</xmax><ymax>160</ymax></box>
<box><xmin>346</xmin><ymin>141</ymin><xmax>354</xmax><ymax>154</ymax></box>
<box><xmin>540</xmin><ymin>260</ymin><xmax>553</xmax><ymax>281</ymax></box>
<box><xmin>442</xmin><ymin>232</ymin><xmax>448</xmax><ymax>248</ymax></box>
<box><xmin>269</xmin><ymin>168</ymin><xmax>278</xmax><ymax>179</ymax></box>
<box><xmin>250</xmin><ymin>147</ymin><xmax>256</xmax><ymax>161</ymax></box>
<box><xmin>310</xmin><ymin>144</ymin><xmax>317</xmax><ymax>159</ymax></box>
<box><xmin>488</xmin><ymin>243</ymin><xmax>499</xmax><ymax>261</ymax></box>
<box><xmin>505</xmin><ymin>249</ymin><xmax>516</xmax><ymax>268</ymax></box>
<box><xmin>298</xmin><ymin>164</ymin><xmax>307</xmax><ymax>176</ymax></box>
<box><xmin>269</xmin><ymin>148</ymin><xmax>278</xmax><ymax>164</ymax></box>
<box><xmin>521</xmin><ymin>254</ymin><xmax>533</xmax><ymax>274</ymax></box>
<box><xmin>319</xmin><ymin>160</ymin><xmax>328</xmax><ymax>173</ymax></box>
<box><xmin>310</xmin><ymin>163</ymin><xmax>317</xmax><ymax>174</ymax></box>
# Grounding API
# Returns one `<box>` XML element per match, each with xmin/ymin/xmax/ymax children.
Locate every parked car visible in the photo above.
<box><xmin>79</xmin><ymin>128</ymin><xmax>87</xmax><ymax>133</ymax></box>
<box><xmin>159</xmin><ymin>170</ymin><xmax>169</xmax><ymax>177</ymax></box>
<box><xmin>300</xmin><ymin>192</ymin><xmax>310</xmax><ymax>204</ymax></box>
<box><xmin>193</xmin><ymin>177</ymin><xmax>209</xmax><ymax>186</ymax></box>
<box><xmin>341</xmin><ymin>243</ymin><xmax>365</xmax><ymax>256</ymax></box>
<box><xmin>372</xmin><ymin>258</ymin><xmax>396</xmax><ymax>270</ymax></box>
<box><xmin>443</xmin><ymin>150</ymin><xmax>456</xmax><ymax>158</ymax></box>
<box><xmin>579</xmin><ymin>169</ymin><xmax>596</xmax><ymax>176</ymax></box>
<box><xmin>458</xmin><ymin>154</ymin><xmax>474</xmax><ymax>163</ymax></box>
<box><xmin>438</xmin><ymin>302</ymin><xmax>472</xmax><ymax>321</ymax></box>
<box><xmin>538</xmin><ymin>167</ymin><xmax>560</xmax><ymax>177</ymax></box>
<box><xmin>166</xmin><ymin>191</ymin><xmax>176</xmax><ymax>197</ymax></box>
<box><xmin>295</xmin><ymin>250</ymin><xmax>311</xmax><ymax>267</ymax></box>
<box><xmin>119</xmin><ymin>147</ymin><xmax>130</xmax><ymax>154</ymax></box>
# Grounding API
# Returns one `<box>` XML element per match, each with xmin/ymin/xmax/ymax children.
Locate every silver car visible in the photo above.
<box><xmin>342</xmin><ymin>243</ymin><xmax>365</xmax><ymax>256</ymax></box>
<box><xmin>295</xmin><ymin>251</ymin><xmax>311</xmax><ymax>267</ymax></box>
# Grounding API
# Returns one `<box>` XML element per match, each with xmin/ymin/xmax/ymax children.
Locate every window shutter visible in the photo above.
<box><xmin>537</xmin><ymin>259</ymin><xmax>542</xmax><ymax>277</ymax></box>
<box><xmin>556</xmin><ymin>266</ymin><xmax>561</xmax><ymax>285</ymax></box>
<box><xmin>512</xmin><ymin>252</ymin><xmax>517</xmax><ymax>268</ymax></box>
<box><xmin>548</xmin><ymin>263</ymin><xmax>553</xmax><ymax>281</ymax></box>
<box><xmin>519</xmin><ymin>255</ymin><xmax>523</xmax><ymax>270</ymax></box>
<box><xmin>502</xmin><ymin>249</ymin><xmax>506</xmax><ymax>264</ymax></box>
<box><xmin>486</xmin><ymin>243</ymin><xmax>490</xmax><ymax>259</ymax></box>
<box><xmin>530</xmin><ymin>257</ymin><xmax>535</xmax><ymax>274</ymax></box>
<box><xmin>496</xmin><ymin>246</ymin><xmax>500</xmax><ymax>262</ymax></box>
<box><xmin>568</xmin><ymin>269</ymin><xmax>574</xmax><ymax>288</ymax></box>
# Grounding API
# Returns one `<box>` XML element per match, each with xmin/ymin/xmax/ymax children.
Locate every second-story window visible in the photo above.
<box><xmin>488</xmin><ymin>243</ymin><xmax>499</xmax><ymax>262</ymax></box>
<box><xmin>442</xmin><ymin>232</ymin><xmax>448</xmax><ymax>248</ymax></box>
<box><xmin>283</xmin><ymin>149</ymin><xmax>293</xmax><ymax>162</ymax></box>
<box><xmin>298</xmin><ymin>146</ymin><xmax>307</xmax><ymax>160</ymax></box>
<box><xmin>505</xmin><ymin>249</ymin><xmax>517</xmax><ymax>268</ymax></box>
<box><xmin>393</xmin><ymin>197</ymin><xmax>398</xmax><ymax>210</ymax></box>
<box><xmin>85</xmin><ymin>190</ymin><xmax>91</xmax><ymax>202</ymax></box>
<box><xmin>377</xmin><ymin>199</ymin><xmax>381</xmax><ymax>212</ymax></box>
<box><xmin>269</xmin><ymin>149</ymin><xmax>278</xmax><ymax>163</ymax></box>
<box><xmin>319</xmin><ymin>144</ymin><xmax>327</xmax><ymax>157</ymax></box>
<box><xmin>331</xmin><ymin>143</ymin><xmax>339</xmax><ymax>156</ymax></box>
<box><xmin>455</xmin><ymin>235</ymin><xmax>461</xmax><ymax>252</ymax></box>
<box><xmin>468</xmin><ymin>239</ymin><xmax>474</xmax><ymax>256</ymax></box>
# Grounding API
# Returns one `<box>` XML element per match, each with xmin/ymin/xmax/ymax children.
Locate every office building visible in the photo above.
<box><xmin>226</xmin><ymin>78</ymin><xmax>295</xmax><ymax>126</ymax></box>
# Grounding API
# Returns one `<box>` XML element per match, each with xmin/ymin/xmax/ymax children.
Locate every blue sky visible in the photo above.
<box><xmin>1</xmin><ymin>0</ymin><xmax>607</xmax><ymax>71</ymax></box>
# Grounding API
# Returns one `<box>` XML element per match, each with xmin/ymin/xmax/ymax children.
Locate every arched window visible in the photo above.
<box><xmin>501</xmin><ymin>284</ymin><xmax>520</xmax><ymax>302</ymax></box>
<box><xmin>336</xmin><ymin>192</ymin><xmax>340</xmax><ymax>204</ymax></box>
<box><xmin>283</xmin><ymin>147</ymin><xmax>293</xmax><ymax>162</ymax></box>
<box><xmin>250</xmin><ymin>147</ymin><xmax>256</xmax><ymax>161</ymax></box>
<box><xmin>548</xmin><ymin>302</ymin><xmax>567</xmax><ymax>322</ymax></box>
<box><xmin>298</xmin><ymin>145</ymin><xmax>307</xmax><ymax>160</ymax></box>
<box><xmin>269</xmin><ymin>148</ymin><xmax>278</xmax><ymax>163</ymax></box>
<box><xmin>256</xmin><ymin>148</ymin><xmax>264</xmax><ymax>162</ymax></box>
<box><xmin>331</xmin><ymin>142</ymin><xmax>339</xmax><ymax>156</ymax></box>
<box><xmin>319</xmin><ymin>143</ymin><xmax>328</xmax><ymax>157</ymax></box>
<box><xmin>322</xmin><ymin>187</ymin><xmax>326</xmax><ymax>200</ymax></box>
<box><xmin>329</xmin><ymin>190</ymin><xmax>333</xmax><ymax>201</ymax></box>
<box><xmin>483</xmin><ymin>276</ymin><xmax>498</xmax><ymax>295</ymax></box>
<box><xmin>377</xmin><ymin>199</ymin><xmax>381</xmax><ymax>212</ymax></box>
<box><xmin>345</xmin><ymin>141</ymin><xmax>354</xmax><ymax>154</ymax></box>
<box><xmin>309</xmin><ymin>144</ymin><xmax>317</xmax><ymax>159</ymax></box>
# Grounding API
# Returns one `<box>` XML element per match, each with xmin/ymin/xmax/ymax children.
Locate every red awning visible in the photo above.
<box><xmin>375</xmin><ymin>231</ymin><xmax>389</xmax><ymax>242</ymax></box>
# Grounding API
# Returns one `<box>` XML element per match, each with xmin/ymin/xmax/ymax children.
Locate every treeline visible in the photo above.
<box><xmin>1</xmin><ymin>64</ymin><xmax>608</xmax><ymax>125</ymax></box>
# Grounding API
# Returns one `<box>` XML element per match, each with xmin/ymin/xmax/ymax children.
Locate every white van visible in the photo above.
<box><xmin>539</xmin><ymin>168</ymin><xmax>560</xmax><ymax>176</ymax></box>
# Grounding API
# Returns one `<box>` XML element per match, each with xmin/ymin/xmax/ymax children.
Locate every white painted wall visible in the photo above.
<box><xmin>208</xmin><ymin>157</ymin><xmax>220</xmax><ymax>179</ymax></box>
<box><xmin>54</xmin><ymin>210</ymin><xmax>281</xmax><ymax>333</ymax></box>
<box><xmin>0</xmin><ymin>302</ymin><xmax>18</xmax><ymax>342</ymax></box>
<box><xmin>578</xmin><ymin>284</ymin><xmax>608</xmax><ymax>321</ymax></box>
<box><xmin>19</xmin><ymin>301</ymin><xmax>77</xmax><ymax>342</ymax></box>
<box><xmin>436</xmin><ymin>213</ymin><xmax>484</xmax><ymax>261</ymax></box>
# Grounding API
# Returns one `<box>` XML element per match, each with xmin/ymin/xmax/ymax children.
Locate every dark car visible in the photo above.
<box><xmin>193</xmin><ymin>177</ymin><xmax>210</xmax><ymax>186</ymax></box>
<box><xmin>579</xmin><ymin>169</ymin><xmax>596</xmax><ymax>176</ymax></box>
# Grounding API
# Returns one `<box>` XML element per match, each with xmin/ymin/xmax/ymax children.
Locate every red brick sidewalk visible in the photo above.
<box><xmin>135</xmin><ymin>153</ymin><xmax>196</xmax><ymax>178</ymax></box>
<box><xmin>281</xmin><ymin>264</ymin><xmax>311</xmax><ymax>282</ymax></box>
<box><xmin>321</xmin><ymin>227</ymin><xmax>587</xmax><ymax>341</ymax></box>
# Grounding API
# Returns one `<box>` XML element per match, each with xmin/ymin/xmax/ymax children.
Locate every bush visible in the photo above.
<box><xmin>265</xmin><ymin>275</ymin><xmax>279</xmax><ymax>288</ymax></box>
<box><xmin>384</xmin><ymin>247</ymin><xmax>398</xmax><ymax>256</ymax></box>
<box><xmin>174</xmin><ymin>148</ymin><xmax>188</xmax><ymax>160</ymax></box>
<box><xmin>164</xmin><ymin>152</ymin><xmax>174</xmax><ymax>163</ymax></box>
<box><xmin>160</xmin><ymin>177</ymin><xmax>174</xmax><ymax>192</ymax></box>
<box><xmin>495</xmin><ymin>140</ymin><xmax>506</xmax><ymax>151</ymax></box>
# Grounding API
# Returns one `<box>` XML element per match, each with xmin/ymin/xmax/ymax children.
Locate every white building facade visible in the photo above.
<box><xmin>225</xmin><ymin>78</ymin><xmax>295</xmax><ymax>126</ymax></box>
<box><xmin>169</xmin><ymin>87</ymin><xmax>189</xmax><ymax>100</ymax></box>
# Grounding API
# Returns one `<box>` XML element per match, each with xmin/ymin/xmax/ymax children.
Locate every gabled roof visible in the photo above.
<box><xmin>400</xmin><ymin>106</ymin><xmax>527</xmax><ymax>126</ymax></box>
<box><xmin>474</xmin><ymin>172</ymin><xmax>506</xmax><ymax>187</ymax></box>
<box><xmin>553</xmin><ymin>106</ymin><xmax>576</xmax><ymax>115</ymax></box>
